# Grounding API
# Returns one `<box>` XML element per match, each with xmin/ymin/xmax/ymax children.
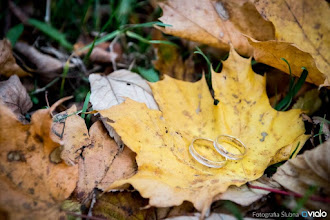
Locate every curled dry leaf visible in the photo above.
<box><xmin>15</xmin><ymin>42</ymin><xmax>63</xmax><ymax>80</ymax></box>
<box><xmin>0</xmin><ymin>39</ymin><xmax>30</xmax><ymax>77</ymax></box>
<box><xmin>272</xmin><ymin>140</ymin><xmax>330</xmax><ymax>212</ymax></box>
<box><xmin>74</xmin><ymin>41</ymin><xmax>120</xmax><ymax>64</ymax></box>
<box><xmin>250</xmin><ymin>0</ymin><xmax>330</xmax><ymax>86</ymax></box>
<box><xmin>0</xmin><ymin>101</ymin><xmax>78</xmax><ymax>219</ymax></box>
<box><xmin>157</xmin><ymin>0</ymin><xmax>274</xmax><ymax>56</ymax></box>
<box><xmin>0</xmin><ymin>75</ymin><xmax>32</xmax><ymax>121</ymax></box>
<box><xmin>99</xmin><ymin>48</ymin><xmax>308</xmax><ymax>216</ymax></box>
<box><xmin>89</xmin><ymin>70</ymin><xmax>158</xmax><ymax>147</ymax></box>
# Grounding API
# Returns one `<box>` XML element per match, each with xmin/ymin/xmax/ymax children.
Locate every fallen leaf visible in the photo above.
<box><xmin>250</xmin><ymin>0</ymin><xmax>330</xmax><ymax>86</ymax></box>
<box><xmin>14</xmin><ymin>42</ymin><xmax>63</xmax><ymax>80</ymax></box>
<box><xmin>90</xmin><ymin>70</ymin><xmax>158</xmax><ymax>147</ymax></box>
<box><xmin>157</xmin><ymin>0</ymin><xmax>275</xmax><ymax>56</ymax></box>
<box><xmin>51</xmin><ymin>104</ymin><xmax>137</xmax><ymax>202</ymax></box>
<box><xmin>292</xmin><ymin>89</ymin><xmax>322</xmax><ymax>115</ymax></box>
<box><xmin>52</xmin><ymin>105</ymin><xmax>90</xmax><ymax>166</ymax></box>
<box><xmin>0</xmin><ymin>99</ymin><xmax>78</xmax><ymax>219</ymax></box>
<box><xmin>99</xmin><ymin>48</ymin><xmax>308</xmax><ymax>215</ymax></box>
<box><xmin>248</xmin><ymin>39</ymin><xmax>326</xmax><ymax>86</ymax></box>
<box><xmin>92</xmin><ymin>191</ymin><xmax>195</xmax><ymax>220</ymax></box>
<box><xmin>0</xmin><ymin>39</ymin><xmax>30</xmax><ymax>77</ymax></box>
<box><xmin>0</xmin><ymin>75</ymin><xmax>32</xmax><ymax>121</ymax></box>
<box><xmin>74</xmin><ymin>41</ymin><xmax>120</xmax><ymax>64</ymax></box>
<box><xmin>272</xmin><ymin>140</ymin><xmax>330</xmax><ymax>212</ymax></box>
<box><xmin>76</xmin><ymin>121</ymin><xmax>136</xmax><ymax>201</ymax></box>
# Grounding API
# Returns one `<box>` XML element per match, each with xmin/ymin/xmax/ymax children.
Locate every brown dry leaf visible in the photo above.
<box><xmin>250</xmin><ymin>0</ymin><xmax>330</xmax><ymax>86</ymax></box>
<box><xmin>15</xmin><ymin>42</ymin><xmax>63</xmax><ymax>80</ymax></box>
<box><xmin>74</xmin><ymin>41</ymin><xmax>120</xmax><ymax>64</ymax></box>
<box><xmin>0</xmin><ymin>75</ymin><xmax>32</xmax><ymax>121</ymax></box>
<box><xmin>92</xmin><ymin>191</ymin><xmax>195</xmax><ymax>220</ymax></box>
<box><xmin>52</xmin><ymin>105</ymin><xmax>90</xmax><ymax>166</ymax></box>
<box><xmin>51</xmin><ymin>106</ymin><xmax>136</xmax><ymax>201</ymax></box>
<box><xmin>272</xmin><ymin>140</ymin><xmax>330</xmax><ymax>212</ymax></box>
<box><xmin>0</xmin><ymin>100</ymin><xmax>78</xmax><ymax>220</ymax></box>
<box><xmin>99</xmin><ymin>48</ymin><xmax>308</xmax><ymax>215</ymax></box>
<box><xmin>76</xmin><ymin>121</ymin><xmax>136</xmax><ymax>201</ymax></box>
<box><xmin>0</xmin><ymin>39</ymin><xmax>30</xmax><ymax>77</ymax></box>
<box><xmin>157</xmin><ymin>0</ymin><xmax>274</xmax><ymax>56</ymax></box>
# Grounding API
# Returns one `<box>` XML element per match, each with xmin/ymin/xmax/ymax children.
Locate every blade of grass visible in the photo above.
<box><xmin>289</xmin><ymin>142</ymin><xmax>300</xmax><ymax>159</ymax></box>
<box><xmin>79</xmin><ymin>30</ymin><xmax>121</xmax><ymax>51</ymax></box>
<box><xmin>126</xmin><ymin>31</ymin><xmax>177</xmax><ymax>46</ymax></box>
<box><xmin>194</xmin><ymin>47</ymin><xmax>212</xmax><ymax>89</ymax></box>
<box><xmin>60</xmin><ymin>61</ymin><xmax>70</xmax><ymax>98</ymax></box>
<box><xmin>6</xmin><ymin>23</ymin><xmax>24</xmax><ymax>46</ymax></box>
<box><xmin>81</xmin><ymin>91</ymin><xmax>91</xmax><ymax>119</ymax></box>
<box><xmin>28</xmin><ymin>18</ymin><xmax>73</xmax><ymax>51</ymax></box>
<box><xmin>275</xmin><ymin>67</ymin><xmax>308</xmax><ymax>111</ymax></box>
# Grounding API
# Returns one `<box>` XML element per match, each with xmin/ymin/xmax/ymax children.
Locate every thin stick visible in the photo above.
<box><xmin>248</xmin><ymin>184</ymin><xmax>330</xmax><ymax>203</ymax></box>
<box><xmin>30</xmin><ymin>77</ymin><xmax>60</xmax><ymax>95</ymax></box>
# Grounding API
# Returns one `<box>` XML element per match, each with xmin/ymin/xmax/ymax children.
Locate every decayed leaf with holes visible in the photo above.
<box><xmin>250</xmin><ymin>0</ymin><xmax>330</xmax><ymax>86</ymax></box>
<box><xmin>99</xmin><ymin>49</ymin><xmax>308</xmax><ymax>215</ymax></box>
<box><xmin>157</xmin><ymin>0</ymin><xmax>274</xmax><ymax>56</ymax></box>
<box><xmin>0</xmin><ymin>39</ymin><xmax>30</xmax><ymax>77</ymax></box>
<box><xmin>0</xmin><ymin>75</ymin><xmax>32</xmax><ymax>122</ymax></box>
<box><xmin>0</xmin><ymin>99</ymin><xmax>78</xmax><ymax>220</ymax></box>
<box><xmin>273</xmin><ymin>140</ymin><xmax>330</xmax><ymax>212</ymax></box>
<box><xmin>89</xmin><ymin>70</ymin><xmax>158</xmax><ymax>147</ymax></box>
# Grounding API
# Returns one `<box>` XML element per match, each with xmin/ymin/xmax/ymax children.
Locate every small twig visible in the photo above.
<box><xmin>30</xmin><ymin>78</ymin><xmax>60</xmax><ymax>95</ymax></box>
<box><xmin>45</xmin><ymin>0</ymin><xmax>51</xmax><ymax>24</ymax></box>
<box><xmin>109</xmin><ymin>34</ymin><xmax>120</xmax><ymax>71</ymax></box>
<box><xmin>248</xmin><ymin>184</ymin><xmax>330</xmax><ymax>203</ymax></box>
<box><xmin>45</xmin><ymin>91</ymin><xmax>50</xmax><ymax>109</ymax></box>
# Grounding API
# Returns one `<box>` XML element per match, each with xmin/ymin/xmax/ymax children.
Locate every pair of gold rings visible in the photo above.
<box><xmin>189</xmin><ymin>135</ymin><xmax>246</xmax><ymax>168</ymax></box>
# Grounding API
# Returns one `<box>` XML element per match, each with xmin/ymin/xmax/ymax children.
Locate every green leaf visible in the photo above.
<box><xmin>137</xmin><ymin>67</ymin><xmax>159</xmax><ymax>82</ymax></box>
<box><xmin>28</xmin><ymin>18</ymin><xmax>73</xmax><ymax>51</ymax></box>
<box><xmin>6</xmin><ymin>24</ymin><xmax>24</xmax><ymax>46</ymax></box>
<box><xmin>81</xmin><ymin>91</ymin><xmax>91</xmax><ymax>119</ymax></box>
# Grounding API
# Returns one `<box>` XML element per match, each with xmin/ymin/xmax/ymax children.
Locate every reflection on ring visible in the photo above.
<box><xmin>189</xmin><ymin>138</ymin><xmax>227</xmax><ymax>168</ymax></box>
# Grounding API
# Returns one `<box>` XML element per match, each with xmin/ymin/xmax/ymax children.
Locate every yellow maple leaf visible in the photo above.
<box><xmin>99</xmin><ymin>49</ymin><xmax>309</xmax><ymax>215</ymax></box>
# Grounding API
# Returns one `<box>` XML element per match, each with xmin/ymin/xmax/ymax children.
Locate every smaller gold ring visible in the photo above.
<box><xmin>213</xmin><ymin>135</ymin><xmax>246</xmax><ymax>160</ymax></box>
<box><xmin>189</xmin><ymin>138</ymin><xmax>227</xmax><ymax>168</ymax></box>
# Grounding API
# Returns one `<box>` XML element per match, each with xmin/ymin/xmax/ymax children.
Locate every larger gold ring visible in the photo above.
<box><xmin>213</xmin><ymin>135</ymin><xmax>246</xmax><ymax>160</ymax></box>
<box><xmin>189</xmin><ymin>138</ymin><xmax>227</xmax><ymax>168</ymax></box>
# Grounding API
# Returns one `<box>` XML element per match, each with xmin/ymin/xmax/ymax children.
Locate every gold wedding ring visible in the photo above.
<box><xmin>213</xmin><ymin>135</ymin><xmax>246</xmax><ymax>160</ymax></box>
<box><xmin>189</xmin><ymin>138</ymin><xmax>227</xmax><ymax>168</ymax></box>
